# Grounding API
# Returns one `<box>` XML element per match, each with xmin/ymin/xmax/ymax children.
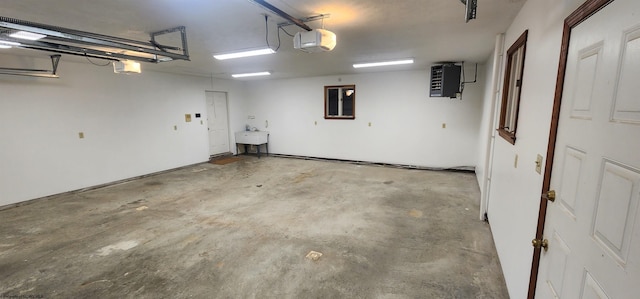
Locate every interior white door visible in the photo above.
<box><xmin>536</xmin><ymin>0</ymin><xmax>640</xmax><ymax>298</ymax></box>
<box><xmin>205</xmin><ymin>91</ymin><xmax>230</xmax><ymax>156</ymax></box>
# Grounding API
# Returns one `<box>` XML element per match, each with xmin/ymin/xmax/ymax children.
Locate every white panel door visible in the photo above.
<box><xmin>536</xmin><ymin>0</ymin><xmax>640</xmax><ymax>298</ymax></box>
<box><xmin>206</xmin><ymin>91</ymin><xmax>230</xmax><ymax>156</ymax></box>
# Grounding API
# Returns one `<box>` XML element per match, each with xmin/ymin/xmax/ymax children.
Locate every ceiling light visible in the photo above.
<box><xmin>9</xmin><ymin>31</ymin><xmax>46</xmax><ymax>40</ymax></box>
<box><xmin>231</xmin><ymin>71</ymin><xmax>271</xmax><ymax>78</ymax></box>
<box><xmin>353</xmin><ymin>59</ymin><xmax>415</xmax><ymax>69</ymax></box>
<box><xmin>213</xmin><ymin>48</ymin><xmax>275</xmax><ymax>60</ymax></box>
<box><xmin>0</xmin><ymin>40</ymin><xmax>21</xmax><ymax>46</ymax></box>
<box><xmin>0</xmin><ymin>45</ymin><xmax>11</xmax><ymax>49</ymax></box>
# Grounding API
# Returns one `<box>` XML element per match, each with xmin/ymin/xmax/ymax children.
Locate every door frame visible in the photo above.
<box><xmin>205</xmin><ymin>90</ymin><xmax>231</xmax><ymax>156</ymax></box>
<box><xmin>527</xmin><ymin>0</ymin><xmax>615</xmax><ymax>298</ymax></box>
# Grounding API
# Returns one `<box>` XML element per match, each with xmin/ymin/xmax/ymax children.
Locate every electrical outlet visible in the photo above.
<box><xmin>185</xmin><ymin>114</ymin><xmax>192</xmax><ymax>122</ymax></box>
<box><xmin>314</xmin><ymin>121</ymin><xmax>317</xmax><ymax>125</ymax></box>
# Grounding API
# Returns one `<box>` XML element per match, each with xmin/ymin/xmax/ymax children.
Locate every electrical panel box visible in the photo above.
<box><xmin>430</xmin><ymin>64</ymin><xmax>461</xmax><ymax>98</ymax></box>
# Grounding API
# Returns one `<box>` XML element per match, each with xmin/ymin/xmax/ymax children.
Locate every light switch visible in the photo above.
<box><xmin>185</xmin><ymin>114</ymin><xmax>192</xmax><ymax>122</ymax></box>
<box><xmin>535</xmin><ymin>154</ymin><xmax>543</xmax><ymax>174</ymax></box>
<box><xmin>514</xmin><ymin>154</ymin><xmax>519</xmax><ymax>168</ymax></box>
<box><xmin>78</xmin><ymin>132</ymin><xmax>84</xmax><ymax>139</ymax></box>
<box><xmin>173</xmin><ymin>125</ymin><xmax>177</xmax><ymax>131</ymax></box>
<box><xmin>442</xmin><ymin>123</ymin><xmax>446</xmax><ymax>129</ymax></box>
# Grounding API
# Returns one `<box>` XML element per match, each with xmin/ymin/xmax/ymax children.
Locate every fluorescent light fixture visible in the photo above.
<box><xmin>353</xmin><ymin>59</ymin><xmax>414</xmax><ymax>69</ymax></box>
<box><xmin>9</xmin><ymin>31</ymin><xmax>46</xmax><ymax>41</ymax></box>
<box><xmin>0</xmin><ymin>40</ymin><xmax>21</xmax><ymax>46</ymax></box>
<box><xmin>231</xmin><ymin>71</ymin><xmax>271</xmax><ymax>78</ymax></box>
<box><xmin>213</xmin><ymin>48</ymin><xmax>275</xmax><ymax>60</ymax></box>
<box><xmin>0</xmin><ymin>40</ymin><xmax>19</xmax><ymax>49</ymax></box>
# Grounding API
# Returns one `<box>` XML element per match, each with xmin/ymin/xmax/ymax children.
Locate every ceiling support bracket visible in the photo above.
<box><xmin>249</xmin><ymin>0</ymin><xmax>312</xmax><ymax>31</ymax></box>
<box><xmin>0</xmin><ymin>54</ymin><xmax>62</xmax><ymax>78</ymax></box>
<box><xmin>0</xmin><ymin>16</ymin><xmax>190</xmax><ymax>63</ymax></box>
<box><xmin>277</xmin><ymin>14</ymin><xmax>330</xmax><ymax>29</ymax></box>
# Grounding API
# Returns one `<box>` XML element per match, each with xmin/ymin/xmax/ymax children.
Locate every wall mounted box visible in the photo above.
<box><xmin>430</xmin><ymin>64</ymin><xmax>461</xmax><ymax>98</ymax></box>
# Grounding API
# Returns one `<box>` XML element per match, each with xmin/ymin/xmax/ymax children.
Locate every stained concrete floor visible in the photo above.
<box><xmin>0</xmin><ymin>156</ymin><xmax>508</xmax><ymax>298</ymax></box>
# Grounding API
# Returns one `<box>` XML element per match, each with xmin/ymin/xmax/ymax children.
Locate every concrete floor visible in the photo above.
<box><xmin>0</xmin><ymin>156</ymin><xmax>508</xmax><ymax>298</ymax></box>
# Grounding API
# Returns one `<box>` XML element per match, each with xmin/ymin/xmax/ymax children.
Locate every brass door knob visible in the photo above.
<box><xmin>532</xmin><ymin>238</ymin><xmax>549</xmax><ymax>251</ymax></box>
<box><xmin>546</xmin><ymin>190</ymin><xmax>556</xmax><ymax>202</ymax></box>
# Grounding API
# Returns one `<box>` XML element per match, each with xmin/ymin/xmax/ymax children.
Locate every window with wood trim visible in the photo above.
<box><xmin>324</xmin><ymin>85</ymin><xmax>355</xmax><ymax>119</ymax></box>
<box><xmin>498</xmin><ymin>30</ymin><xmax>528</xmax><ymax>144</ymax></box>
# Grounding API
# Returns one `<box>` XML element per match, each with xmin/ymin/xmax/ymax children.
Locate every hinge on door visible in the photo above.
<box><xmin>532</xmin><ymin>238</ymin><xmax>549</xmax><ymax>251</ymax></box>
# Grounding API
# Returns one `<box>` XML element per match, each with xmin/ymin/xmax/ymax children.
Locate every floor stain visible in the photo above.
<box><xmin>408</xmin><ymin>209</ymin><xmax>423</xmax><ymax>218</ymax></box>
<box><xmin>293</xmin><ymin>172</ymin><xmax>314</xmax><ymax>183</ymax></box>
<box><xmin>97</xmin><ymin>240</ymin><xmax>139</xmax><ymax>256</ymax></box>
<box><xmin>127</xmin><ymin>199</ymin><xmax>147</xmax><ymax>205</ymax></box>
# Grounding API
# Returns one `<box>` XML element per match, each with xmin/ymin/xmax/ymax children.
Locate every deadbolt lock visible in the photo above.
<box><xmin>546</xmin><ymin>190</ymin><xmax>556</xmax><ymax>202</ymax></box>
<box><xmin>532</xmin><ymin>238</ymin><xmax>549</xmax><ymax>252</ymax></box>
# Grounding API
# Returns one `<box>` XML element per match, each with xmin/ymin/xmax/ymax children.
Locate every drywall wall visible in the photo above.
<box><xmin>480</xmin><ymin>0</ymin><xmax>588</xmax><ymax>297</ymax></box>
<box><xmin>242</xmin><ymin>67</ymin><xmax>485</xmax><ymax>169</ymax></box>
<box><xmin>0</xmin><ymin>54</ymin><xmax>247</xmax><ymax>206</ymax></box>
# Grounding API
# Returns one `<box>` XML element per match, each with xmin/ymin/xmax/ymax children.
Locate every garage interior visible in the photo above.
<box><xmin>2</xmin><ymin>0</ymin><xmax>638</xmax><ymax>298</ymax></box>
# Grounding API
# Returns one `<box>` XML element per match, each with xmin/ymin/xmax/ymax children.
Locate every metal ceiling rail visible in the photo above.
<box><xmin>249</xmin><ymin>0</ymin><xmax>312</xmax><ymax>31</ymax></box>
<box><xmin>0</xmin><ymin>16</ymin><xmax>189</xmax><ymax>63</ymax></box>
<box><xmin>0</xmin><ymin>54</ymin><xmax>61</xmax><ymax>78</ymax></box>
<box><xmin>277</xmin><ymin>14</ymin><xmax>330</xmax><ymax>29</ymax></box>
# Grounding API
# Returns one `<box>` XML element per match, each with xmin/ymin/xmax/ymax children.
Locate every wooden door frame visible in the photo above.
<box><xmin>527</xmin><ymin>0</ymin><xmax>614</xmax><ymax>298</ymax></box>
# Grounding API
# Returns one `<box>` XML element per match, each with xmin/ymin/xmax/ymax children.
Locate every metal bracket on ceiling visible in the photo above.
<box><xmin>0</xmin><ymin>16</ymin><xmax>190</xmax><ymax>63</ymax></box>
<box><xmin>249</xmin><ymin>0</ymin><xmax>312</xmax><ymax>31</ymax></box>
<box><xmin>0</xmin><ymin>54</ymin><xmax>62</xmax><ymax>78</ymax></box>
<box><xmin>277</xmin><ymin>14</ymin><xmax>331</xmax><ymax>29</ymax></box>
<box><xmin>460</xmin><ymin>0</ymin><xmax>478</xmax><ymax>23</ymax></box>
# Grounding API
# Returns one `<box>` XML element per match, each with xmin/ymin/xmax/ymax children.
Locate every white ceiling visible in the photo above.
<box><xmin>0</xmin><ymin>0</ymin><xmax>526</xmax><ymax>79</ymax></box>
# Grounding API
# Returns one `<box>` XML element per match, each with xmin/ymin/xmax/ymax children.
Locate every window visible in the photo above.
<box><xmin>498</xmin><ymin>30</ymin><xmax>528</xmax><ymax>144</ymax></box>
<box><xmin>325</xmin><ymin>85</ymin><xmax>355</xmax><ymax>119</ymax></box>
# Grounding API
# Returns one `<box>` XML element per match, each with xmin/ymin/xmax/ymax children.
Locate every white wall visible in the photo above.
<box><xmin>242</xmin><ymin>67</ymin><xmax>485</xmax><ymax>169</ymax></box>
<box><xmin>0</xmin><ymin>54</ymin><xmax>247</xmax><ymax>206</ymax></box>
<box><xmin>480</xmin><ymin>0</ymin><xmax>587</xmax><ymax>297</ymax></box>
